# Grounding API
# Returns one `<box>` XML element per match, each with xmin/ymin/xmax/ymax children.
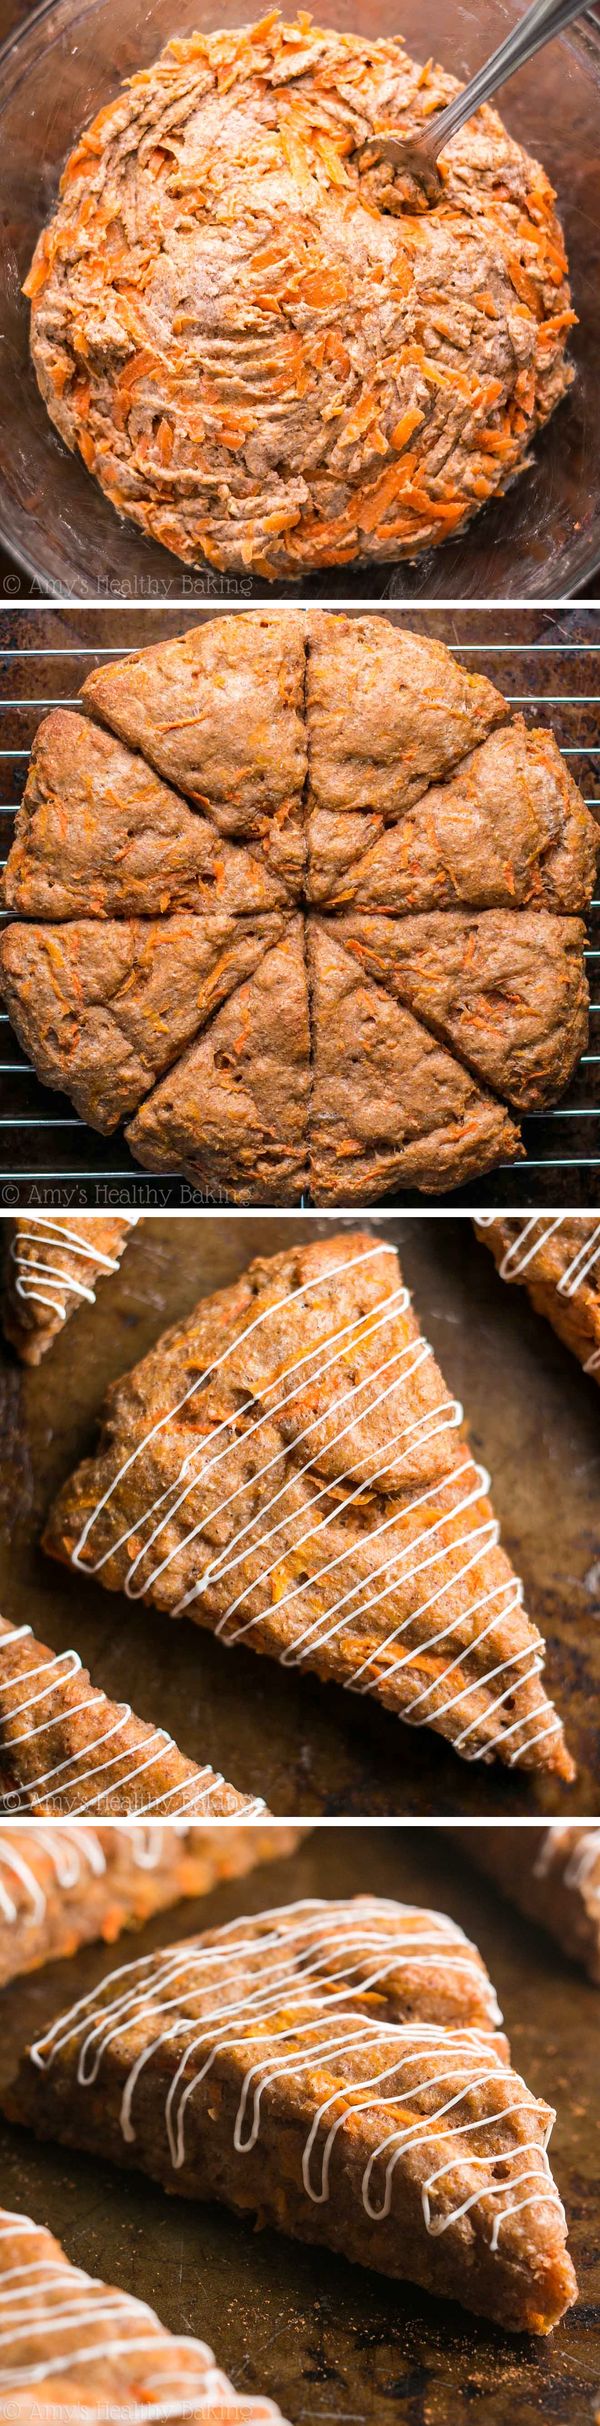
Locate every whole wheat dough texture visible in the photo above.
<box><xmin>24</xmin><ymin>18</ymin><xmax>574</xmax><ymax>579</ymax></box>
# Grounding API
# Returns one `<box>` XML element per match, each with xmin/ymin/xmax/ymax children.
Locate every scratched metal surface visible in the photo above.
<box><xmin>0</xmin><ymin>0</ymin><xmax>600</xmax><ymax>598</ymax></box>
<box><xmin>0</xmin><ymin>604</ymin><xmax>599</xmax><ymax>1209</ymax></box>
<box><xmin>0</xmin><ymin>1822</ymin><xmax>597</xmax><ymax>2426</ymax></box>
<box><xmin>0</xmin><ymin>1209</ymin><xmax>598</xmax><ymax>1817</ymax></box>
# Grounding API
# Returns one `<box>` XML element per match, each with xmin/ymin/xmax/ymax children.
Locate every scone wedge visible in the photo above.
<box><xmin>458</xmin><ymin>1824</ymin><xmax>600</xmax><ymax>1984</ymax></box>
<box><xmin>0</xmin><ymin>1612</ymin><xmax>265</xmax><ymax>1818</ymax></box>
<box><xmin>2</xmin><ymin>1213</ymin><xmax>138</xmax><ymax>1367</ymax></box>
<box><xmin>43</xmin><ymin>1230</ymin><xmax>573</xmax><ymax>1779</ymax></box>
<box><xmin>0</xmin><ymin>1819</ymin><xmax>304</xmax><ymax>1988</ymax></box>
<box><xmin>476</xmin><ymin>1217</ymin><xmax>600</xmax><ymax>1384</ymax></box>
<box><xmin>0</xmin><ymin>2205</ymin><xmax>288</xmax><ymax>2420</ymax></box>
<box><xmin>3</xmin><ymin>1895</ymin><xmax>577</xmax><ymax>2334</ymax></box>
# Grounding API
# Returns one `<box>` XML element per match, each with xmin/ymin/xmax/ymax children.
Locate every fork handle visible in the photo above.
<box><xmin>428</xmin><ymin>0</ymin><xmax>593</xmax><ymax>156</ymax></box>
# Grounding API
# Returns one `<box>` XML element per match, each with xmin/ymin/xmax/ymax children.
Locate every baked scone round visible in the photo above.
<box><xmin>24</xmin><ymin>16</ymin><xmax>574</xmax><ymax>579</ymax></box>
<box><xmin>0</xmin><ymin>613</ymin><xmax>597</xmax><ymax>1206</ymax></box>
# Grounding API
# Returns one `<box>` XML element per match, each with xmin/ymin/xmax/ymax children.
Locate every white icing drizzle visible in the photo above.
<box><xmin>0</xmin><ymin>1817</ymin><xmax>264</xmax><ymax>1932</ymax></box>
<box><xmin>64</xmin><ymin>1243</ymin><xmax>557</xmax><ymax>1770</ymax></box>
<box><xmin>533</xmin><ymin>1827</ymin><xmax>600</xmax><ymax>1911</ymax></box>
<box><xmin>478</xmin><ymin>1216</ymin><xmax>600</xmax><ymax>1371</ymax></box>
<box><xmin>0</xmin><ymin>1628</ymin><xmax>262</xmax><ymax>1817</ymax></box>
<box><xmin>0</xmin><ymin>2213</ymin><xmax>279</xmax><ymax>2417</ymax></box>
<box><xmin>29</xmin><ymin>1900</ymin><xmax>564</xmax><ymax>2262</ymax></box>
<box><xmin>10</xmin><ymin>1215</ymin><xmax>139</xmax><ymax>1326</ymax></box>
<box><xmin>0</xmin><ymin>1827</ymin><xmax>107</xmax><ymax>1924</ymax></box>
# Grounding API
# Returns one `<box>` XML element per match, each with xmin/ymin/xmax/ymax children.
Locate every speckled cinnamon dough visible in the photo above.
<box><xmin>0</xmin><ymin>613</ymin><xmax>597</xmax><ymax>1205</ymax></box>
<box><xmin>24</xmin><ymin>19</ymin><xmax>575</xmax><ymax>579</ymax></box>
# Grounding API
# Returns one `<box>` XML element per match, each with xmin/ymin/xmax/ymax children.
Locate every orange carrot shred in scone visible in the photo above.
<box><xmin>23</xmin><ymin>17</ymin><xmax>574</xmax><ymax>578</ymax></box>
<box><xmin>43</xmin><ymin>1229</ymin><xmax>575</xmax><ymax>1780</ymax></box>
<box><xmin>3</xmin><ymin>1896</ymin><xmax>578</xmax><ymax>2333</ymax></box>
<box><xmin>0</xmin><ymin>1819</ymin><xmax>304</xmax><ymax>1986</ymax></box>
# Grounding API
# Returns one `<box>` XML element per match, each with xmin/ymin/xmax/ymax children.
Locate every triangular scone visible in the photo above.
<box><xmin>305</xmin><ymin>613</ymin><xmax>507</xmax><ymax>820</ymax></box>
<box><xmin>306</xmin><ymin>924</ymin><xmax>522</xmax><ymax>1202</ymax></box>
<box><xmin>82</xmin><ymin>612</ymin><xmax>308</xmax><ymax>897</ymax></box>
<box><xmin>0</xmin><ymin>912</ymin><xmax>284</xmax><ymax>1130</ymax></box>
<box><xmin>4</xmin><ymin>1896</ymin><xmax>577</xmax><ymax>2334</ymax></box>
<box><xmin>476</xmin><ymin>1217</ymin><xmax>600</xmax><ymax>1384</ymax></box>
<box><xmin>0</xmin><ymin>2208</ymin><xmax>289</xmax><ymax>2421</ymax></box>
<box><xmin>2</xmin><ymin>1213</ymin><xmax>138</xmax><ymax>1366</ymax></box>
<box><xmin>308</xmin><ymin>721</ymin><xmax>599</xmax><ymax>912</ymax></box>
<box><xmin>0</xmin><ymin>1612</ymin><xmax>265</xmax><ymax>1817</ymax></box>
<box><xmin>5</xmin><ymin>710</ymin><xmax>290</xmax><ymax>917</ymax></box>
<box><xmin>0</xmin><ymin>1821</ymin><xmax>305</xmax><ymax>1988</ymax></box>
<box><xmin>127</xmin><ymin>925</ymin><xmax>310</xmax><ymax>1204</ymax></box>
<box><xmin>332</xmin><ymin>909</ymin><xmax>589</xmax><ymax>1111</ymax></box>
<box><xmin>43</xmin><ymin>1231</ymin><xmax>572</xmax><ymax>1778</ymax></box>
<box><xmin>461</xmin><ymin>1824</ymin><xmax>600</xmax><ymax>1983</ymax></box>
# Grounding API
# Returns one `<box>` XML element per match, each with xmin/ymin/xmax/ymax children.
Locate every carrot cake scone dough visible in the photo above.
<box><xmin>25</xmin><ymin>20</ymin><xmax>574</xmax><ymax>579</ymax></box>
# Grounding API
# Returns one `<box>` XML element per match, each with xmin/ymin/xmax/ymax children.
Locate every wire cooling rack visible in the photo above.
<box><xmin>0</xmin><ymin>604</ymin><xmax>598</xmax><ymax>1210</ymax></box>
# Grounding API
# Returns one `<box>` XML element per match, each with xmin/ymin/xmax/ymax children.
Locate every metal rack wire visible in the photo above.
<box><xmin>0</xmin><ymin>626</ymin><xmax>598</xmax><ymax>1208</ymax></box>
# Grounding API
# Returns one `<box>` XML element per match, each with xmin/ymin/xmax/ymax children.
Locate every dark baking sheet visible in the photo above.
<box><xmin>0</xmin><ymin>1209</ymin><xmax>598</xmax><ymax>1817</ymax></box>
<box><xmin>0</xmin><ymin>1821</ymin><xmax>597</xmax><ymax>2426</ymax></box>
<box><xmin>0</xmin><ymin>603</ymin><xmax>599</xmax><ymax>1209</ymax></box>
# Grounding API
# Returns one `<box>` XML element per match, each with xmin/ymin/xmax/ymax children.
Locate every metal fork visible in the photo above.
<box><xmin>358</xmin><ymin>0</ymin><xmax>593</xmax><ymax>201</ymax></box>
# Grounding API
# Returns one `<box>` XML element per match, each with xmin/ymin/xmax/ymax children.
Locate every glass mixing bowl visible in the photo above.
<box><xmin>1</xmin><ymin>0</ymin><xmax>600</xmax><ymax>599</ymax></box>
